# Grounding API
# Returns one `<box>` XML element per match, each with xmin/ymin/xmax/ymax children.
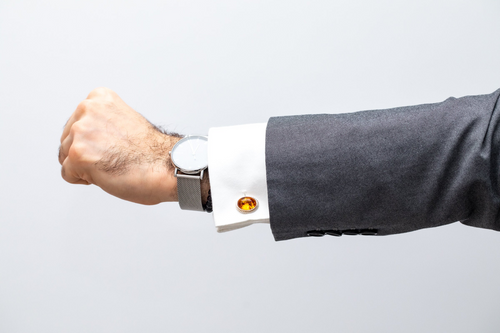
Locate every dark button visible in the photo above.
<box><xmin>360</xmin><ymin>229</ymin><xmax>378</xmax><ymax>236</ymax></box>
<box><xmin>342</xmin><ymin>229</ymin><xmax>360</xmax><ymax>235</ymax></box>
<box><xmin>325</xmin><ymin>230</ymin><xmax>342</xmax><ymax>237</ymax></box>
<box><xmin>306</xmin><ymin>230</ymin><xmax>325</xmax><ymax>237</ymax></box>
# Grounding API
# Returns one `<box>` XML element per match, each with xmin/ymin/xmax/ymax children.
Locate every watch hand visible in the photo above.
<box><xmin>187</xmin><ymin>136</ymin><xmax>195</xmax><ymax>154</ymax></box>
<box><xmin>193</xmin><ymin>139</ymin><xmax>201</xmax><ymax>154</ymax></box>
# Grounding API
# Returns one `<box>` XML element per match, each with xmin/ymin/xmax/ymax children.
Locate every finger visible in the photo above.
<box><xmin>60</xmin><ymin>113</ymin><xmax>78</xmax><ymax>143</ymax></box>
<box><xmin>61</xmin><ymin>159</ymin><xmax>91</xmax><ymax>185</ymax></box>
<box><xmin>58</xmin><ymin>132</ymin><xmax>74</xmax><ymax>165</ymax></box>
<box><xmin>60</xmin><ymin>100</ymin><xmax>91</xmax><ymax>143</ymax></box>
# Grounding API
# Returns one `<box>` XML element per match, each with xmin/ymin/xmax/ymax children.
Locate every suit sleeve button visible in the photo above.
<box><xmin>360</xmin><ymin>229</ymin><xmax>378</xmax><ymax>235</ymax></box>
<box><xmin>325</xmin><ymin>230</ymin><xmax>342</xmax><ymax>237</ymax></box>
<box><xmin>343</xmin><ymin>229</ymin><xmax>360</xmax><ymax>235</ymax></box>
<box><xmin>306</xmin><ymin>230</ymin><xmax>325</xmax><ymax>237</ymax></box>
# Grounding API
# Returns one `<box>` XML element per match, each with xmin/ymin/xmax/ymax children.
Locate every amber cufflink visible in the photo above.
<box><xmin>236</xmin><ymin>196</ymin><xmax>258</xmax><ymax>213</ymax></box>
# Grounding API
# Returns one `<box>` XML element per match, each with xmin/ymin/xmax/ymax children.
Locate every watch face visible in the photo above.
<box><xmin>171</xmin><ymin>135</ymin><xmax>208</xmax><ymax>173</ymax></box>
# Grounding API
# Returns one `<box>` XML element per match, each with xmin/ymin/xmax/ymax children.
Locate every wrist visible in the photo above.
<box><xmin>158</xmin><ymin>134</ymin><xmax>183</xmax><ymax>203</ymax></box>
<box><xmin>201</xmin><ymin>170</ymin><xmax>210</xmax><ymax>206</ymax></box>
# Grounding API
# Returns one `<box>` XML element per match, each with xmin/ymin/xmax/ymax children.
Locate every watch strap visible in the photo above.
<box><xmin>176</xmin><ymin>173</ymin><xmax>204</xmax><ymax>211</ymax></box>
<box><xmin>204</xmin><ymin>189</ymin><xmax>212</xmax><ymax>213</ymax></box>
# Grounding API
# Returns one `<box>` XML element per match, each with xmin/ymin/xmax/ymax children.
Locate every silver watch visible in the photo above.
<box><xmin>169</xmin><ymin>135</ymin><xmax>208</xmax><ymax>211</ymax></box>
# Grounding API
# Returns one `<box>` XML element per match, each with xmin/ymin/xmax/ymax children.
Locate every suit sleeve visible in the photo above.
<box><xmin>265</xmin><ymin>89</ymin><xmax>500</xmax><ymax>241</ymax></box>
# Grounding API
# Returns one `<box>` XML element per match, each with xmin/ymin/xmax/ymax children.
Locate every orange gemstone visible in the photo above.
<box><xmin>237</xmin><ymin>196</ymin><xmax>258</xmax><ymax>212</ymax></box>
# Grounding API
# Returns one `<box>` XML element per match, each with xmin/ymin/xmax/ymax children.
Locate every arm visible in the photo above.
<box><xmin>60</xmin><ymin>87</ymin><xmax>500</xmax><ymax>242</ymax></box>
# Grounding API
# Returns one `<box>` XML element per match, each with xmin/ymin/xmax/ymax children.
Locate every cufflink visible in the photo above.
<box><xmin>236</xmin><ymin>196</ymin><xmax>258</xmax><ymax>213</ymax></box>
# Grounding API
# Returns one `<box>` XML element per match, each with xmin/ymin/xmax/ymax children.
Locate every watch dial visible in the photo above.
<box><xmin>171</xmin><ymin>136</ymin><xmax>208</xmax><ymax>172</ymax></box>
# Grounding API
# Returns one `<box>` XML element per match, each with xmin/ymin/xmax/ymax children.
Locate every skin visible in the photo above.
<box><xmin>59</xmin><ymin>87</ymin><xmax>209</xmax><ymax>206</ymax></box>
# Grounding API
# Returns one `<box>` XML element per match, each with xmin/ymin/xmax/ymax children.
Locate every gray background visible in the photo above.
<box><xmin>1</xmin><ymin>0</ymin><xmax>499</xmax><ymax>332</ymax></box>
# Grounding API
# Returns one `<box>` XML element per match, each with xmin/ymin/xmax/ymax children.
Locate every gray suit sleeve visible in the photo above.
<box><xmin>265</xmin><ymin>89</ymin><xmax>500</xmax><ymax>241</ymax></box>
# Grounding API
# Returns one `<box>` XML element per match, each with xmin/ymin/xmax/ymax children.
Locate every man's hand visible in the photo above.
<box><xmin>59</xmin><ymin>87</ymin><xmax>181</xmax><ymax>205</ymax></box>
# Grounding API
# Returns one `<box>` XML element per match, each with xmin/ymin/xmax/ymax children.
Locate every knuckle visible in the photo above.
<box><xmin>77</xmin><ymin>99</ymin><xmax>92</xmax><ymax>112</ymax></box>
<box><xmin>67</xmin><ymin>143</ymin><xmax>85</xmax><ymax>161</ymax></box>
<box><xmin>60</xmin><ymin>165</ymin><xmax>74</xmax><ymax>184</ymax></box>
<box><xmin>69</xmin><ymin>122</ymin><xmax>85</xmax><ymax>136</ymax></box>
<box><xmin>88</xmin><ymin>87</ymin><xmax>112</xmax><ymax>99</ymax></box>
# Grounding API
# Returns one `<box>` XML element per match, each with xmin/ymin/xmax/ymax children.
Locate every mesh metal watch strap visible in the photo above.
<box><xmin>177</xmin><ymin>173</ymin><xmax>204</xmax><ymax>211</ymax></box>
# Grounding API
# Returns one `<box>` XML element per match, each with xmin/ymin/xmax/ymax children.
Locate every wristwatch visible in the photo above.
<box><xmin>169</xmin><ymin>135</ymin><xmax>208</xmax><ymax>211</ymax></box>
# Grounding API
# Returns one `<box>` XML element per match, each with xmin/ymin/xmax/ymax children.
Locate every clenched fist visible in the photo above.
<box><xmin>59</xmin><ymin>87</ymin><xmax>182</xmax><ymax>205</ymax></box>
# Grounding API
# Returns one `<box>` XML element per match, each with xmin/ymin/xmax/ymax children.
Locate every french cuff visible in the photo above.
<box><xmin>208</xmin><ymin>123</ymin><xmax>270</xmax><ymax>232</ymax></box>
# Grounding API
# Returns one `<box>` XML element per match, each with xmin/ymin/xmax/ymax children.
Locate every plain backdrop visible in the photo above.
<box><xmin>1</xmin><ymin>0</ymin><xmax>500</xmax><ymax>332</ymax></box>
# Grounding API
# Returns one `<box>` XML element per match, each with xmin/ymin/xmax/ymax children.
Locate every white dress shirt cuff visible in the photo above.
<box><xmin>208</xmin><ymin>123</ymin><xmax>270</xmax><ymax>232</ymax></box>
